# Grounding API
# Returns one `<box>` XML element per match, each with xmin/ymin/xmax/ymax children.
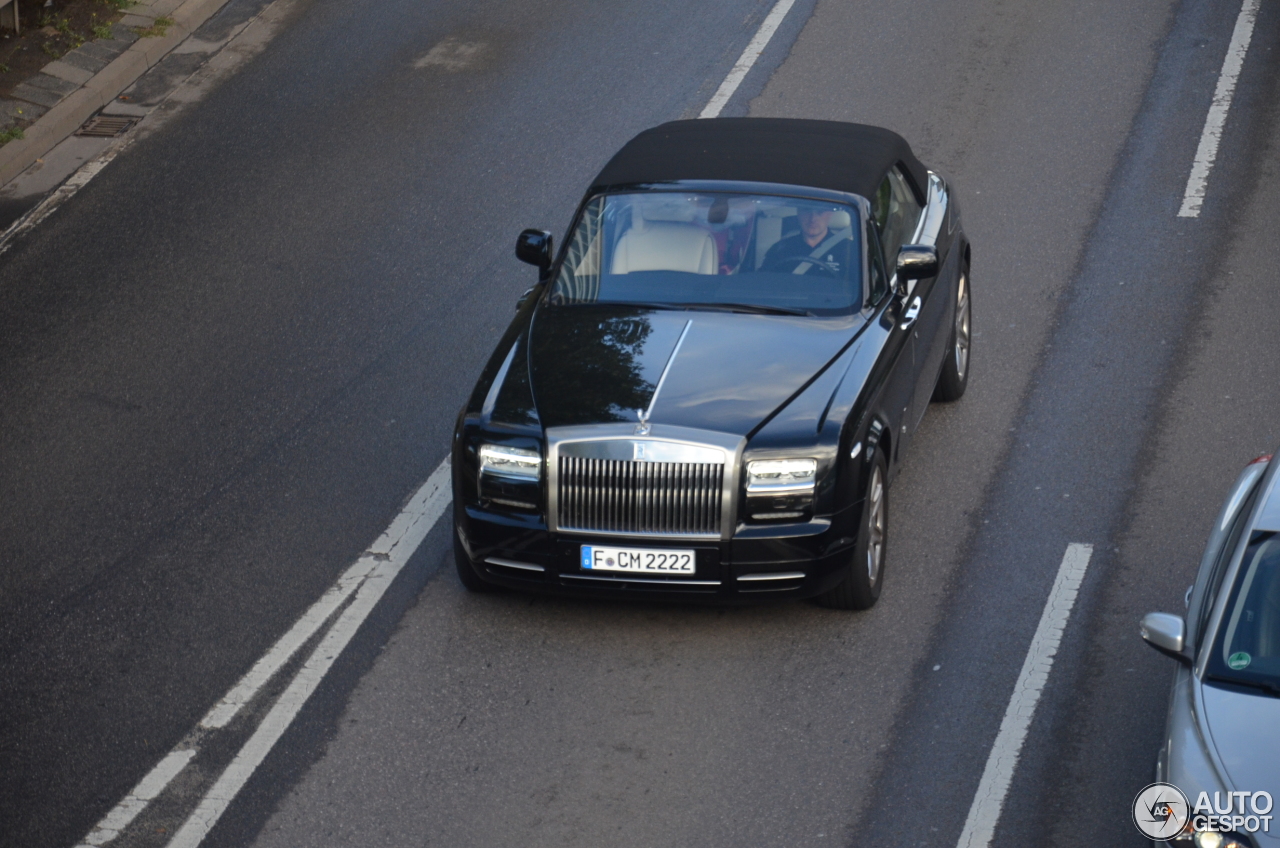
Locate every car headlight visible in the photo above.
<box><xmin>478</xmin><ymin>443</ymin><xmax>541</xmax><ymax>510</ymax></box>
<box><xmin>479</xmin><ymin>443</ymin><xmax>541</xmax><ymax>481</ymax></box>
<box><xmin>745</xmin><ymin>458</ymin><xmax>816</xmax><ymax>520</ymax></box>
<box><xmin>1193</xmin><ymin>830</ymin><xmax>1254</xmax><ymax>848</ymax></box>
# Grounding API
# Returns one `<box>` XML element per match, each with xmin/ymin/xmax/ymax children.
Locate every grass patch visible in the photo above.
<box><xmin>0</xmin><ymin>127</ymin><xmax>25</xmax><ymax>146</ymax></box>
<box><xmin>92</xmin><ymin>23</ymin><xmax>113</xmax><ymax>38</ymax></box>
<box><xmin>134</xmin><ymin>16</ymin><xmax>173</xmax><ymax>38</ymax></box>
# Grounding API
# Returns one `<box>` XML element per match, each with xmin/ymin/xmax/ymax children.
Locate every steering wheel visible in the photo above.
<box><xmin>761</xmin><ymin>254</ymin><xmax>841</xmax><ymax>277</ymax></box>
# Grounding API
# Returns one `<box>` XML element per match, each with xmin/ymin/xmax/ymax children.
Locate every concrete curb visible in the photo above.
<box><xmin>0</xmin><ymin>0</ymin><xmax>233</xmax><ymax>186</ymax></box>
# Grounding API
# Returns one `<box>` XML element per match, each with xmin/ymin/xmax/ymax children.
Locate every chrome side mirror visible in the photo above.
<box><xmin>516</xmin><ymin>229</ymin><xmax>553</xmax><ymax>275</ymax></box>
<box><xmin>896</xmin><ymin>244</ymin><xmax>938</xmax><ymax>280</ymax></box>
<box><xmin>1141</xmin><ymin>612</ymin><xmax>1191</xmax><ymax>665</ymax></box>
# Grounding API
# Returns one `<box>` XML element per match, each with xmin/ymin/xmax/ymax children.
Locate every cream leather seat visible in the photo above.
<box><xmin>610</xmin><ymin>201</ymin><xmax>718</xmax><ymax>275</ymax></box>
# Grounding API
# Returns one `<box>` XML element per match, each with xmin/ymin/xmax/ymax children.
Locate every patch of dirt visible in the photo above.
<box><xmin>0</xmin><ymin>0</ymin><xmax>128</xmax><ymax>98</ymax></box>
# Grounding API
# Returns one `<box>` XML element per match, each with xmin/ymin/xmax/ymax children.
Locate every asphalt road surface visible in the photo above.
<box><xmin>1</xmin><ymin>0</ymin><xmax>1278</xmax><ymax>846</ymax></box>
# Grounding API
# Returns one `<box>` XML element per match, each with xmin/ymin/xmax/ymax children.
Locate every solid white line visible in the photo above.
<box><xmin>199</xmin><ymin>456</ymin><xmax>454</xmax><ymax>731</ymax></box>
<box><xmin>1177</xmin><ymin>0</ymin><xmax>1259</xmax><ymax>218</ymax></box>
<box><xmin>199</xmin><ymin>557</ymin><xmax>376</xmax><ymax>729</ymax></box>
<box><xmin>72</xmin><ymin>458</ymin><xmax>452</xmax><ymax>848</ymax></box>
<box><xmin>699</xmin><ymin>0</ymin><xmax>796</xmax><ymax>119</ymax></box>
<box><xmin>0</xmin><ymin>150</ymin><xmax>123</xmax><ymax>256</ymax></box>
<box><xmin>955</xmin><ymin>543</ymin><xmax>1094</xmax><ymax>848</ymax></box>
<box><xmin>75</xmin><ymin>750</ymin><xmax>197</xmax><ymax>847</ymax></box>
<box><xmin>164</xmin><ymin>457</ymin><xmax>452</xmax><ymax>848</ymax></box>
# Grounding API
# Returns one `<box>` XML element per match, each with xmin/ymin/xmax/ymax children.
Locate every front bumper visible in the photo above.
<box><xmin>455</xmin><ymin>498</ymin><xmax>862</xmax><ymax>603</ymax></box>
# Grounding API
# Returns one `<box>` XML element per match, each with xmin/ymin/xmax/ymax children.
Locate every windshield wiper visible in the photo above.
<box><xmin>1206</xmin><ymin>675</ymin><xmax>1280</xmax><ymax>697</ymax></box>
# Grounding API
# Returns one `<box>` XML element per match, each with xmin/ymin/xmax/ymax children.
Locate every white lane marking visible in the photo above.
<box><xmin>199</xmin><ymin>559</ymin><xmax>377</xmax><ymax>729</ymax></box>
<box><xmin>164</xmin><ymin>458</ymin><xmax>452</xmax><ymax>848</ymax></box>
<box><xmin>75</xmin><ymin>750</ymin><xmax>197</xmax><ymax>848</ymax></box>
<box><xmin>72</xmin><ymin>458</ymin><xmax>452</xmax><ymax>847</ymax></box>
<box><xmin>201</xmin><ymin>456</ymin><xmax>454</xmax><ymax>730</ymax></box>
<box><xmin>0</xmin><ymin>150</ymin><xmax>122</xmax><ymax>256</ymax></box>
<box><xmin>699</xmin><ymin>0</ymin><xmax>796</xmax><ymax>119</ymax></box>
<box><xmin>1177</xmin><ymin>0</ymin><xmax>1259</xmax><ymax>218</ymax></box>
<box><xmin>955</xmin><ymin>543</ymin><xmax>1094</xmax><ymax>848</ymax></box>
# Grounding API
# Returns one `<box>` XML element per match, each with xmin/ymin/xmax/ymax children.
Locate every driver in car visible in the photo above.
<box><xmin>761</xmin><ymin>207</ymin><xmax>852</xmax><ymax>275</ymax></box>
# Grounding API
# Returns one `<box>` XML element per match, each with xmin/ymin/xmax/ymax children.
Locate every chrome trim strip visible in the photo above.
<box><xmin>559</xmin><ymin>526</ymin><xmax>720</xmax><ymax>540</ymax></box>
<box><xmin>642</xmin><ymin>319</ymin><xmax>692</xmax><ymax>423</ymax></box>
<box><xmin>912</xmin><ymin>172</ymin><xmax>948</xmax><ymax>248</ymax></box>
<box><xmin>485</xmin><ymin>557</ymin><xmax>545</xmax><ymax>573</ymax></box>
<box><xmin>900</xmin><ymin>172</ymin><xmax>948</xmax><ymax>296</ymax></box>
<box><xmin>737</xmin><ymin>571</ymin><xmax>805</xmax><ymax>582</ymax></box>
<box><xmin>562</xmin><ymin>573</ymin><xmax>721</xmax><ymax>587</ymax></box>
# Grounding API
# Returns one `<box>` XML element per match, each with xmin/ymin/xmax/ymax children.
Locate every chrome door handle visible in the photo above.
<box><xmin>899</xmin><ymin>296</ymin><xmax>922</xmax><ymax>330</ymax></box>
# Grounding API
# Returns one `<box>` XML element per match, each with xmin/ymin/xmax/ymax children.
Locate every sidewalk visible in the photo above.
<box><xmin>0</xmin><ymin>0</ymin><xmax>236</xmax><ymax>188</ymax></box>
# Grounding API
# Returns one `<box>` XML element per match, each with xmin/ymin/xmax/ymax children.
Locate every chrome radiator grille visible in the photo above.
<box><xmin>558</xmin><ymin>457</ymin><xmax>724</xmax><ymax>536</ymax></box>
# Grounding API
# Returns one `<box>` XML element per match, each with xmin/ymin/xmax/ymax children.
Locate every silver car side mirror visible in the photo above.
<box><xmin>1141</xmin><ymin>612</ymin><xmax>1191</xmax><ymax>665</ymax></box>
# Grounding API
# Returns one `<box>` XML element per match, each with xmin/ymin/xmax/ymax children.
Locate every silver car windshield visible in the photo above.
<box><xmin>1207</xmin><ymin>532</ymin><xmax>1280</xmax><ymax>691</ymax></box>
<box><xmin>548</xmin><ymin>192</ymin><xmax>863</xmax><ymax>316</ymax></box>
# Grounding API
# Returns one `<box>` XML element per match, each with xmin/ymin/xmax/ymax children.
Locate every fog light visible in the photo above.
<box><xmin>1196</xmin><ymin>833</ymin><xmax>1223</xmax><ymax>848</ymax></box>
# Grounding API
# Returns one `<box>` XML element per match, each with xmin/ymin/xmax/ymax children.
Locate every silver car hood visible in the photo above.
<box><xmin>1202</xmin><ymin>681</ymin><xmax>1280</xmax><ymax>843</ymax></box>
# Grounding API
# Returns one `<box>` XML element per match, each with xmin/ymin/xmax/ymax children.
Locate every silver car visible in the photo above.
<box><xmin>1143</xmin><ymin>450</ymin><xmax>1280</xmax><ymax>848</ymax></box>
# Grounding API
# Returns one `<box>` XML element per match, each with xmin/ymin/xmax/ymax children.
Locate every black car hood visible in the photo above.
<box><xmin>527</xmin><ymin>304</ymin><xmax>863</xmax><ymax>435</ymax></box>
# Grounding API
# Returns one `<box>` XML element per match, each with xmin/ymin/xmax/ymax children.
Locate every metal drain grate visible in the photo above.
<box><xmin>76</xmin><ymin>116</ymin><xmax>138</xmax><ymax>138</ymax></box>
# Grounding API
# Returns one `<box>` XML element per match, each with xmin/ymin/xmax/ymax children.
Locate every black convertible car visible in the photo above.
<box><xmin>451</xmin><ymin>118</ymin><xmax>970</xmax><ymax>609</ymax></box>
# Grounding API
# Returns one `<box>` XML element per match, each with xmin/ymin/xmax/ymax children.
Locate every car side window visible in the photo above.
<box><xmin>874</xmin><ymin>167</ymin><xmax>924</xmax><ymax>273</ymax></box>
<box><xmin>1198</xmin><ymin>491</ymin><xmax>1259</xmax><ymax>647</ymax></box>
<box><xmin>866</xmin><ymin>220</ymin><xmax>888</xmax><ymax>305</ymax></box>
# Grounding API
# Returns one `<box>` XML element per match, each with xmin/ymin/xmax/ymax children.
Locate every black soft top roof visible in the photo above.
<box><xmin>590</xmin><ymin>118</ymin><xmax>929</xmax><ymax>205</ymax></box>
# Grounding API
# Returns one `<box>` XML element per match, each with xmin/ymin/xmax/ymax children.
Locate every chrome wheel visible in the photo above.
<box><xmin>866</xmin><ymin>465</ymin><xmax>885</xmax><ymax>586</ymax></box>
<box><xmin>954</xmin><ymin>271</ymin><xmax>971</xmax><ymax>382</ymax></box>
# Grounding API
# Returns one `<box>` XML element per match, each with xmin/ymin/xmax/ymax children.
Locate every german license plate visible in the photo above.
<box><xmin>580</xmin><ymin>544</ymin><xmax>696</xmax><ymax>575</ymax></box>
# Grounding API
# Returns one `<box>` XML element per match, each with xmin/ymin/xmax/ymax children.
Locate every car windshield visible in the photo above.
<box><xmin>1207</xmin><ymin>532</ymin><xmax>1280</xmax><ymax>693</ymax></box>
<box><xmin>548</xmin><ymin>191</ymin><xmax>863</xmax><ymax>316</ymax></box>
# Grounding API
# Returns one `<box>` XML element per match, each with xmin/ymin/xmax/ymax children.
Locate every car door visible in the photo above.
<box><xmin>865</xmin><ymin>219</ymin><xmax>916</xmax><ymax>467</ymax></box>
<box><xmin>876</xmin><ymin>167</ymin><xmax>944</xmax><ymax>431</ymax></box>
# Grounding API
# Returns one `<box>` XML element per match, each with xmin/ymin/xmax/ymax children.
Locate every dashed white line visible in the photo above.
<box><xmin>1177</xmin><ymin>0</ymin><xmax>1259</xmax><ymax>218</ymax></box>
<box><xmin>955</xmin><ymin>543</ymin><xmax>1094</xmax><ymax>848</ymax></box>
<box><xmin>699</xmin><ymin>0</ymin><xmax>796</xmax><ymax>119</ymax></box>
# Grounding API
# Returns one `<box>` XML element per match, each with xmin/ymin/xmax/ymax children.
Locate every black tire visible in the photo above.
<box><xmin>932</xmin><ymin>266</ymin><xmax>971</xmax><ymax>402</ymax></box>
<box><xmin>454</xmin><ymin>529</ymin><xmax>504</xmax><ymax>593</ymax></box>
<box><xmin>816</xmin><ymin>452</ymin><xmax>888</xmax><ymax>611</ymax></box>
